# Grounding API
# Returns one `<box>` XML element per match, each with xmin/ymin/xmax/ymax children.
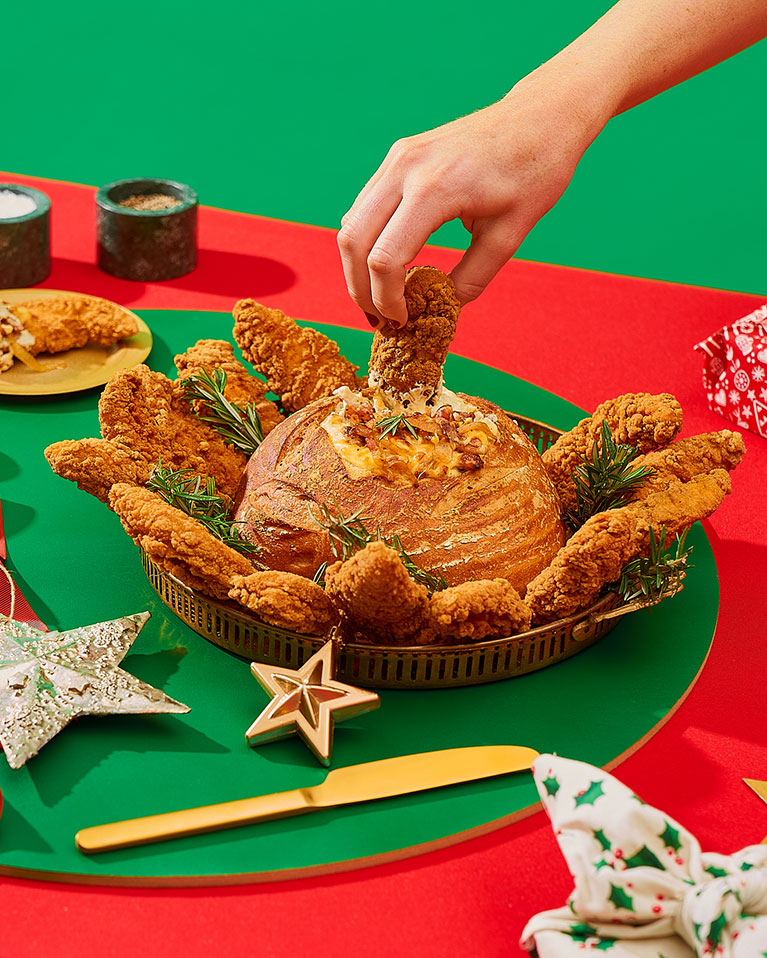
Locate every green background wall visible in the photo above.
<box><xmin>5</xmin><ymin>1</ymin><xmax>765</xmax><ymax>294</ymax></box>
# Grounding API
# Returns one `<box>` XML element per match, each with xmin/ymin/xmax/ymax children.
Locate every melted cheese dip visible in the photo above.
<box><xmin>321</xmin><ymin>387</ymin><xmax>500</xmax><ymax>485</ymax></box>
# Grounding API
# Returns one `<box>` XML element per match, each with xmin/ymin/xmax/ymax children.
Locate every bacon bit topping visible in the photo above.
<box><xmin>457</xmin><ymin>452</ymin><xmax>483</xmax><ymax>471</ymax></box>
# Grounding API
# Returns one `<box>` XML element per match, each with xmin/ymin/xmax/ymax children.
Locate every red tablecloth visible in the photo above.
<box><xmin>3</xmin><ymin>172</ymin><xmax>766</xmax><ymax>958</ymax></box>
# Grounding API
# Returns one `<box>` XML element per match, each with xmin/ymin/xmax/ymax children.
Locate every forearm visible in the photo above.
<box><xmin>515</xmin><ymin>0</ymin><xmax>767</xmax><ymax>127</ymax></box>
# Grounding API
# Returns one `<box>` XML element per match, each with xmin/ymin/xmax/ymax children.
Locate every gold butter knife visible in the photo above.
<box><xmin>76</xmin><ymin>744</ymin><xmax>538</xmax><ymax>854</ymax></box>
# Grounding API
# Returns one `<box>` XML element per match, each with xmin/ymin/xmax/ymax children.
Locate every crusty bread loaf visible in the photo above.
<box><xmin>233</xmin><ymin>394</ymin><xmax>566</xmax><ymax>593</ymax></box>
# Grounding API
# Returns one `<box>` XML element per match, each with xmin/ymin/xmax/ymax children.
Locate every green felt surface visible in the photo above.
<box><xmin>0</xmin><ymin>312</ymin><xmax>717</xmax><ymax>882</ymax></box>
<box><xmin>4</xmin><ymin>2</ymin><xmax>766</xmax><ymax>296</ymax></box>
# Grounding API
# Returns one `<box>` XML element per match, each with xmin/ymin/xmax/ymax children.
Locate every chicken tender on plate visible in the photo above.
<box><xmin>45</xmin><ymin>438</ymin><xmax>151</xmax><ymax>503</ymax></box>
<box><xmin>324</xmin><ymin>541</ymin><xmax>430</xmax><ymax>643</ymax></box>
<box><xmin>425</xmin><ymin>578</ymin><xmax>532</xmax><ymax>644</ymax></box>
<box><xmin>10</xmin><ymin>295</ymin><xmax>138</xmax><ymax>354</ymax></box>
<box><xmin>228</xmin><ymin>571</ymin><xmax>335</xmax><ymax>636</ymax></box>
<box><xmin>368</xmin><ymin>266</ymin><xmax>461</xmax><ymax>402</ymax></box>
<box><xmin>174</xmin><ymin>339</ymin><xmax>283</xmax><ymax>435</ymax></box>
<box><xmin>232</xmin><ymin>300</ymin><xmax>361</xmax><ymax>413</ymax></box>
<box><xmin>525</xmin><ymin>469</ymin><xmax>731</xmax><ymax>624</ymax></box>
<box><xmin>630</xmin><ymin>429</ymin><xmax>745</xmax><ymax>496</ymax></box>
<box><xmin>543</xmin><ymin>392</ymin><xmax>684</xmax><ymax>515</ymax></box>
<box><xmin>99</xmin><ymin>364</ymin><xmax>246</xmax><ymax>498</ymax></box>
<box><xmin>109</xmin><ymin>484</ymin><xmax>256</xmax><ymax>600</ymax></box>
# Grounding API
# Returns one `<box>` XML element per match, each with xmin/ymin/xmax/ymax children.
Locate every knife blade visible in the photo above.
<box><xmin>76</xmin><ymin>744</ymin><xmax>538</xmax><ymax>854</ymax></box>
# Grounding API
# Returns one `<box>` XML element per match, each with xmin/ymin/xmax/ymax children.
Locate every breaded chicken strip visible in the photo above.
<box><xmin>525</xmin><ymin>469</ymin><xmax>731</xmax><ymax>624</ymax></box>
<box><xmin>424</xmin><ymin>578</ymin><xmax>532</xmax><ymax>644</ymax></box>
<box><xmin>174</xmin><ymin>339</ymin><xmax>283</xmax><ymax>435</ymax></box>
<box><xmin>630</xmin><ymin>429</ymin><xmax>745</xmax><ymax>497</ymax></box>
<box><xmin>228</xmin><ymin>571</ymin><xmax>335</xmax><ymax>636</ymax></box>
<box><xmin>109</xmin><ymin>484</ymin><xmax>256</xmax><ymax>599</ymax></box>
<box><xmin>232</xmin><ymin>300</ymin><xmax>361</xmax><ymax>413</ymax></box>
<box><xmin>45</xmin><ymin>438</ymin><xmax>151</xmax><ymax>503</ymax></box>
<box><xmin>543</xmin><ymin>392</ymin><xmax>684</xmax><ymax>515</ymax></box>
<box><xmin>99</xmin><ymin>364</ymin><xmax>247</xmax><ymax>499</ymax></box>
<box><xmin>324</xmin><ymin>541</ymin><xmax>430</xmax><ymax>643</ymax></box>
<box><xmin>10</xmin><ymin>295</ymin><xmax>138</xmax><ymax>354</ymax></box>
<box><xmin>368</xmin><ymin>266</ymin><xmax>460</xmax><ymax>401</ymax></box>
<box><xmin>46</xmin><ymin>365</ymin><xmax>247</xmax><ymax>503</ymax></box>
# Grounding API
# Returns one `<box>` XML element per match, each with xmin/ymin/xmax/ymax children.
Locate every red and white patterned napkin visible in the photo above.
<box><xmin>694</xmin><ymin>304</ymin><xmax>767</xmax><ymax>439</ymax></box>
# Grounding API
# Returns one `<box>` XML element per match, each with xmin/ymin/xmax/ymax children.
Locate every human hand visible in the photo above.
<box><xmin>338</xmin><ymin>80</ymin><xmax>608</xmax><ymax>328</ymax></box>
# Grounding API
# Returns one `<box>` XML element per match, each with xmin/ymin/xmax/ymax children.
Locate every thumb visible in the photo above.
<box><xmin>449</xmin><ymin>219</ymin><xmax>527</xmax><ymax>305</ymax></box>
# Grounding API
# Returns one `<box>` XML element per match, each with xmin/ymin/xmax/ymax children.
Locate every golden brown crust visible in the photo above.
<box><xmin>99</xmin><ymin>364</ymin><xmax>247</xmax><ymax>499</ymax></box>
<box><xmin>173</xmin><ymin>339</ymin><xmax>283</xmax><ymax>435</ymax></box>
<box><xmin>542</xmin><ymin>392</ymin><xmax>684</xmax><ymax>516</ymax></box>
<box><xmin>12</xmin><ymin>296</ymin><xmax>138</xmax><ymax>354</ymax></box>
<box><xmin>525</xmin><ymin>469</ymin><xmax>731</xmax><ymax>624</ymax></box>
<box><xmin>324</xmin><ymin>541</ymin><xmax>430</xmax><ymax>643</ymax></box>
<box><xmin>232</xmin><ymin>300</ymin><xmax>361</xmax><ymax>413</ymax></box>
<box><xmin>424</xmin><ymin>578</ymin><xmax>532</xmax><ymax>644</ymax></box>
<box><xmin>368</xmin><ymin>266</ymin><xmax>460</xmax><ymax>399</ymax></box>
<box><xmin>44</xmin><ymin>438</ymin><xmax>151</xmax><ymax>503</ymax></box>
<box><xmin>630</xmin><ymin>430</ymin><xmax>745</xmax><ymax>497</ymax></box>
<box><xmin>108</xmin><ymin>484</ymin><xmax>255</xmax><ymax>600</ymax></box>
<box><xmin>228</xmin><ymin>571</ymin><xmax>335</xmax><ymax>635</ymax></box>
<box><xmin>234</xmin><ymin>394</ymin><xmax>566</xmax><ymax>591</ymax></box>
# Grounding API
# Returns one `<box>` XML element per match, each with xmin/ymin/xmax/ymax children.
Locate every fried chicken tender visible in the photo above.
<box><xmin>99</xmin><ymin>364</ymin><xmax>247</xmax><ymax>498</ymax></box>
<box><xmin>109</xmin><ymin>484</ymin><xmax>256</xmax><ymax>600</ymax></box>
<box><xmin>174</xmin><ymin>339</ymin><xmax>283</xmax><ymax>435</ymax></box>
<box><xmin>46</xmin><ymin>365</ymin><xmax>247</xmax><ymax>502</ymax></box>
<box><xmin>543</xmin><ymin>392</ymin><xmax>684</xmax><ymax>515</ymax></box>
<box><xmin>368</xmin><ymin>266</ymin><xmax>461</xmax><ymax>400</ymax></box>
<box><xmin>324</xmin><ymin>541</ymin><xmax>430</xmax><ymax>643</ymax></box>
<box><xmin>232</xmin><ymin>300</ymin><xmax>361</xmax><ymax>413</ymax></box>
<box><xmin>10</xmin><ymin>295</ymin><xmax>138</xmax><ymax>355</ymax></box>
<box><xmin>630</xmin><ymin>429</ymin><xmax>745</xmax><ymax>497</ymax></box>
<box><xmin>424</xmin><ymin>578</ymin><xmax>532</xmax><ymax>644</ymax></box>
<box><xmin>228</xmin><ymin>571</ymin><xmax>335</xmax><ymax>635</ymax></box>
<box><xmin>45</xmin><ymin>438</ymin><xmax>151</xmax><ymax>503</ymax></box>
<box><xmin>525</xmin><ymin>469</ymin><xmax>731</xmax><ymax>624</ymax></box>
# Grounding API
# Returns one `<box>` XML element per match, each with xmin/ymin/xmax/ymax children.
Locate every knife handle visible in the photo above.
<box><xmin>75</xmin><ymin>788</ymin><xmax>313</xmax><ymax>854</ymax></box>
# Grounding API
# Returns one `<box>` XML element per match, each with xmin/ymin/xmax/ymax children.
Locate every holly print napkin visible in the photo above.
<box><xmin>520</xmin><ymin>755</ymin><xmax>767</xmax><ymax>957</ymax></box>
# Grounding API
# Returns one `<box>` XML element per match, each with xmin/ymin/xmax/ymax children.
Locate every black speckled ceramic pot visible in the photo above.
<box><xmin>96</xmin><ymin>177</ymin><xmax>197</xmax><ymax>281</ymax></box>
<box><xmin>0</xmin><ymin>184</ymin><xmax>51</xmax><ymax>288</ymax></box>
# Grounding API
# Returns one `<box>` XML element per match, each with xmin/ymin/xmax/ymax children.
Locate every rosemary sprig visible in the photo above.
<box><xmin>566</xmin><ymin>421</ymin><xmax>655</xmax><ymax>529</ymax></box>
<box><xmin>374</xmin><ymin>413</ymin><xmax>418</xmax><ymax>439</ymax></box>
<box><xmin>612</xmin><ymin>526</ymin><xmax>693</xmax><ymax>604</ymax></box>
<box><xmin>180</xmin><ymin>367</ymin><xmax>264</xmax><ymax>457</ymax></box>
<box><xmin>147</xmin><ymin>463</ymin><xmax>259</xmax><ymax>556</ymax></box>
<box><xmin>309</xmin><ymin>503</ymin><xmax>448</xmax><ymax>594</ymax></box>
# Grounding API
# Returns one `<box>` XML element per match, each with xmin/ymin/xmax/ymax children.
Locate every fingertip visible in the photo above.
<box><xmin>364</xmin><ymin>312</ymin><xmax>384</xmax><ymax>330</ymax></box>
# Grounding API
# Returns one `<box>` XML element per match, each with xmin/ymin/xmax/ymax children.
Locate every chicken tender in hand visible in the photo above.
<box><xmin>543</xmin><ymin>392</ymin><xmax>684</xmax><ymax>516</ymax></box>
<box><xmin>174</xmin><ymin>339</ymin><xmax>283</xmax><ymax>435</ymax></box>
<box><xmin>228</xmin><ymin>571</ymin><xmax>335</xmax><ymax>635</ymax></box>
<box><xmin>423</xmin><ymin>578</ymin><xmax>532</xmax><ymax>644</ymax></box>
<box><xmin>525</xmin><ymin>469</ymin><xmax>731</xmax><ymax>624</ymax></box>
<box><xmin>233</xmin><ymin>300</ymin><xmax>361</xmax><ymax>413</ymax></box>
<box><xmin>109</xmin><ymin>484</ymin><xmax>256</xmax><ymax>600</ymax></box>
<box><xmin>324</xmin><ymin>541</ymin><xmax>430</xmax><ymax>643</ymax></box>
<box><xmin>368</xmin><ymin>266</ymin><xmax>460</xmax><ymax>402</ymax></box>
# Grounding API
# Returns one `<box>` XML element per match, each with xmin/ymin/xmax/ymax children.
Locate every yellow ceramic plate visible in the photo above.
<box><xmin>0</xmin><ymin>288</ymin><xmax>151</xmax><ymax>396</ymax></box>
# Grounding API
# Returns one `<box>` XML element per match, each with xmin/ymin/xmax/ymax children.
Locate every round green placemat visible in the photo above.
<box><xmin>0</xmin><ymin>311</ymin><xmax>717</xmax><ymax>884</ymax></box>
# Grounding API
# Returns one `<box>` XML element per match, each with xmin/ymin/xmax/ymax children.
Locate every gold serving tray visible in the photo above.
<box><xmin>139</xmin><ymin>413</ymin><xmax>626</xmax><ymax>689</ymax></box>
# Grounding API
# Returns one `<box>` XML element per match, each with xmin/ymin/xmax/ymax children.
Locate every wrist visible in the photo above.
<box><xmin>505</xmin><ymin>52</ymin><xmax>623</xmax><ymax>150</ymax></box>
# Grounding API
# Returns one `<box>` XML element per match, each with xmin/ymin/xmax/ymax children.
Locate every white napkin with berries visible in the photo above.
<box><xmin>520</xmin><ymin>755</ymin><xmax>767</xmax><ymax>957</ymax></box>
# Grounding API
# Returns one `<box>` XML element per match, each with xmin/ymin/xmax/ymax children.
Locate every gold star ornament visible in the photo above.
<box><xmin>246</xmin><ymin>640</ymin><xmax>380</xmax><ymax>766</ymax></box>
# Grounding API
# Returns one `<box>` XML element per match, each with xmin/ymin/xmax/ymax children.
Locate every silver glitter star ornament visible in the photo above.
<box><xmin>0</xmin><ymin>611</ymin><xmax>190</xmax><ymax>769</ymax></box>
